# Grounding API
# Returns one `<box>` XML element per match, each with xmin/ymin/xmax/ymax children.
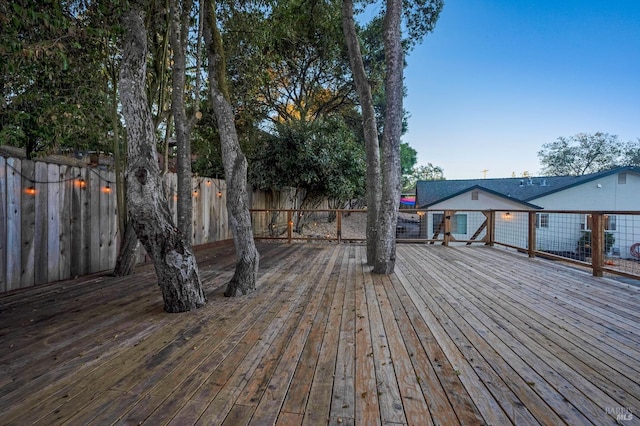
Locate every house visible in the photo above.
<box><xmin>414</xmin><ymin>166</ymin><xmax>640</xmax><ymax>259</ymax></box>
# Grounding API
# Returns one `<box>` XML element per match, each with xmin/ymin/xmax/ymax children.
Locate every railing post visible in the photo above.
<box><xmin>337</xmin><ymin>210</ymin><xmax>342</xmax><ymax>243</ymax></box>
<box><xmin>591</xmin><ymin>212</ymin><xmax>604</xmax><ymax>277</ymax></box>
<box><xmin>528</xmin><ymin>211</ymin><xmax>536</xmax><ymax>258</ymax></box>
<box><xmin>486</xmin><ymin>210</ymin><xmax>495</xmax><ymax>246</ymax></box>
<box><xmin>287</xmin><ymin>210</ymin><xmax>293</xmax><ymax>244</ymax></box>
<box><xmin>444</xmin><ymin>210</ymin><xmax>452</xmax><ymax>246</ymax></box>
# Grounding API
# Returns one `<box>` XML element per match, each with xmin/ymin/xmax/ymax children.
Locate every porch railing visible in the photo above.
<box><xmin>249</xmin><ymin>208</ymin><xmax>640</xmax><ymax>281</ymax></box>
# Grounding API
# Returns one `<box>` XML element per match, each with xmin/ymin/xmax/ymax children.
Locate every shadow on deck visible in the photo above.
<box><xmin>1</xmin><ymin>242</ymin><xmax>639</xmax><ymax>425</ymax></box>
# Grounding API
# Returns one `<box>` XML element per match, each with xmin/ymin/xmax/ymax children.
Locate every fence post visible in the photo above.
<box><xmin>444</xmin><ymin>210</ymin><xmax>452</xmax><ymax>246</ymax></box>
<box><xmin>337</xmin><ymin>210</ymin><xmax>342</xmax><ymax>243</ymax></box>
<box><xmin>591</xmin><ymin>213</ymin><xmax>604</xmax><ymax>277</ymax></box>
<box><xmin>528</xmin><ymin>211</ymin><xmax>536</xmax><ymax>258</ymax></box>
<box><xmin>486</xmin><ymin>210</ymin><xmax>494</xmax><ymax>246</ymax></box>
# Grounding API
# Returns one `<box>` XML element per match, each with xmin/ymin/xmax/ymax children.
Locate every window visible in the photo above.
<box><xmin>618</xmin><ymin>173</ymin><xmax>627</xmax><ymax>184</ymax></box>
<box><xmin>471</xmin><ymin>191</ymin><xmax>479</xmax><ymax>201</ymax></box>
<box><xmin>432</xmin><ymin>213</ymin><xmax>468</xmax><ymax>234</ymax></box>
<box><xmin>535</xmin><ymin>213</ymin><xmax>549</xmax><ymax>229</ymax></box>
<box><xmin>582</xmin><ymin>214</ymin><xmax>616</xmax><ymax>231</ymax></box>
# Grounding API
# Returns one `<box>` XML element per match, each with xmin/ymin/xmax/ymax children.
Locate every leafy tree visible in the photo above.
<box><xmin>250</xmin><ymin>117</ymin><xmax>365</xmax><ymax>212</ymax></box>
<box><xmin>204</xmin><ymin>0</ymin><xmax>259</xmax><ymax>296</ymax></box>
<box><xmin>119</xmin><ymin>6</ymin><xmax>206</xmax><ymax>312</ymax></box>
<box><xmin>341</xmin><ymin>0</ymin><xmax>443</xmax><ymax>273</ymax></box>
<box><xmin>0</xmin><ymin>0</ymin><xmax>113</xmax><ymax>158</ymax></box>
<box><xmin>622</xmin><ymin>139</ymin><xmax>640</xmax><ymax>166</ymax></box>
<box><xmin>538</xmin><ymin>132</ymin><xmax>623</xmax><ymax>176</ymax></box>
<box><xmin>400</xmin><ymin>142</ymin><xmax>417</xmax><ymax>175</ymax></box>
<box><xmin>402</xmin><ymin>163</ymin><xmax>444</xmax><ymax>191</ymax></box>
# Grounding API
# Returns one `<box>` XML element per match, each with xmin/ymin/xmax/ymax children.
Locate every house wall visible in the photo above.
<box><xmin>531</xmin><ymin>171</ymin><xmax>640</xmax><ymax>211</ymax></box>
<box><xmin>530</xmin><ymin>172</ymin><xmax>640</xmax><ymax>259</ymax></box>
<box><xmin>428</xmin><ymin>190</ymin><xmax>534</xmax><ymax>211</ymax></box>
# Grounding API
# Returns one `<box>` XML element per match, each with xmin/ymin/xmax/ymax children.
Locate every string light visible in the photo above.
<box><xmin>25</xmin><ymin>186</ymin><xmax>37</xmax><ymax>195</ymax></box>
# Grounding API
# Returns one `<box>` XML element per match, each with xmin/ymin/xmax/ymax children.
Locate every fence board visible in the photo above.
<box><xmin>59</xmin><ymin>165</ymin><xmax>72</xmax><ymax>280</ymax></box>
<box><xmin>87</xmin><ymin>169</ymin><xmax>100</xmax><ymax>273</ymax></box>
<box><xmin>20</xmin><ymin>160</ymin><xmax>36</xmax><ymax>288</ymax></box>
<box><xmin>34</xmin><ymin>162</ymin><xmax>49</xmax><ymax>285</ymax></box>
<box><xmin>0</xmin><ymin>156</ymin><xmax>305</xmax><ymax>292</ymax></box>
<box><xmin>0</xmin><ymin>157</ymin><xmax>6</xmax><ymax>292</ymax></box>
<box><xmin>70</xmin><ymin>166</ymin><xmax>87</xmax><ymax>277</ymax></box>
<box><xmin>47</xmin><ymin>164</ymin><xmax>61</xmax><ymax>283</ymax></box>
<box><xmin>98</xmin><ymin>170</ymin><xmax>110</xmax><ymax>271</ymax></box>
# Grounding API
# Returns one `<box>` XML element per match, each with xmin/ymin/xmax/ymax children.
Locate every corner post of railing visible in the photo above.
<box><xmin>486</xmin><ymin>210</ymin><xmax>495</xmax><ymax>246</ymax></box>
<box><xmin>287</xmin><ymin>210</ymin><xmax>293</xmax><ymax>244</ymax></box>
<box><xmin>591</xmin><ymin>212</ymin><xmax>604</xmax><ymax>277</ymax></box>
<box><xmin>444</xmin><ymin>210</ymin><xmax>452</xmax><ymax>246</ymax></box>
<box><xmin>337</xmin><ymin>209</ymin><xmax>342</xmax><ymax>243</ymax></box>
<box><xmin>528</xmin><ymin>211</ymin><xmax>536</xmax><ymax>258</ymax></box>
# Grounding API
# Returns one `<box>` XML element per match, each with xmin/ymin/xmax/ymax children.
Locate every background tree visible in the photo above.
<box><xmin>119</xmin><ymin>6</ymin><xmax>206</xmax><ymax>312</ymax></box>
<box><xmin>400</xmin><ymin>142</ymin><xmax>417</xmax><ymax>176</ymax></box>
<box><xmin>538</xmin><ymin>132</ymin><xmax>623</xmax><ymax>176</ymax></box>
<box><xmin>341</xmin><ymin>0</ymin><xmax>443</xmax><ymax>272</ymax></box>
<box><xmin>204</xmin><ymin>0</ymin><xmax>260</xmax><ymax>296</ymax></box>
<box><xmin>0</xmin><ymin>0</ymin><xmax>112</xmax><ymax>157</ymax></box>
<box><xmin>250</xmin><ymin>118</ymin><xmax>366</xmax><ymax>216</ymax></box>
<box><xmin>402</xmin><ymin>162</ymin><xmax>444</xmax><ymax>191</ymax></box>
<box><xmin>622</xmin><ymin>139</ymin><xmax>640</xmax><ymax>166</ymax></box>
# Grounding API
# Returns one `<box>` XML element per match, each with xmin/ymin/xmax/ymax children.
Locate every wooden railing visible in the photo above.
<box><xmin>250</xmin><ymin>208</ymin><xmax>640</xmax><ymax>281</ymax></box>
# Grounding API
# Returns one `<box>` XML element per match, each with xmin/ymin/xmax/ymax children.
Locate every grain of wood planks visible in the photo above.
<box><xmin>0</xmin><ymin>155</ymin><xmax>314</xmax><ymax>292</ymax></box>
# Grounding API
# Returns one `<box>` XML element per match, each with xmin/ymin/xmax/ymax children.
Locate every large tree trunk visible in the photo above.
<box><xmin>341</xmin><ymin>0</ymin><xmax>381</xmax><ymax>266</ymax></box>
<box><xmin>112</xmin><ymin>221</ymin><xmax>139</xmax><ymax>276</ymax></box>
<box><xmin>373</xmin><ymin>0</ymin><xmax>404</xmax><ymax>274</ymax></box>
<box><xmin>169</xmin><ymin>0</ymin><xmax>195</xmax><ymax>245</ymax></box>
<box><xmin>204</xmin><ymin>0</ymin><xmax>259</xmax><ymax>297</ymax></box>
<box><xmin>119</xmin><ymin>7</ymin><xmax>206</xmax><ymax>312</ymax></box>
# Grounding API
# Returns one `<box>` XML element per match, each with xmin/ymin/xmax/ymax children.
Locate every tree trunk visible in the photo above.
<box><xmin>341</xmin><ymin>0</ymin><xmax>381</xmax><ymax>266</ymax></box>
<box><xmin>112</xmin><ymin>221</ymin><xmax>139</xmax><ymax>276</ymax></box>
<box><xmin>373</xmin><ymin>0</ymin><xmax>404</xmax><ymax>274</ymax></box>
<box><xmin>169</xmin><ymin>0</ymin><xmax>195</xmax><ymax>246</ymax></box>
<box><xmin>119</xmin><ymin>7</ymin><xmax>206</xmax><ymax>312</ymax></box>
<box><xmin>204</xmin><ymin>0</ymin><xmax>259</xmax><ymax>297</ymax></box>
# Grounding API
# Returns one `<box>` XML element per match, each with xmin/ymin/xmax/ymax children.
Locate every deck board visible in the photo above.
<box><xmin>1</xmin><ymin>242</ymin><xmax>639</xmax><ymax>425</ymax></box>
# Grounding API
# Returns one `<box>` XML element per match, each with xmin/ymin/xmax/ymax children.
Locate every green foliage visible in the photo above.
<box><xmin>249</xmin><ymin>118</ymin><xmax>365</xmax><ymax>206</ymax></box>
<box><xmin>577</xmin><ymin>231</ymin><xmax>615</xmax><ymax>257</ymax></box>
<box><xmin>538</xmin><ymin>132</ymin><xmax>623</xmax><ymax>176</ymax></box>
<box><xmin>622</xmin><ymin>139</ymin><xmax>640</xmax><ymax>167</ymax></box>
<box><xmin>402</xmin><ymin>163</ymin><xmax>444</xmax><ymax>191</ymax></box>
<box><xmin>400</xmin><ymin>142</ymin><xmax>417</xmax><ymax>175</ymax></box>
<box><xmin>0</xmin><ymin>0</ymin><xmax>116</xmax><ymax>157</ymax></box>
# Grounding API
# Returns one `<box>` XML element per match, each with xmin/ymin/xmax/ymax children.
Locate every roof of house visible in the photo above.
<box><xmin>416</xmin><ymin>166</ymin><xmax>639</xmax><ymax>208</ymax></box>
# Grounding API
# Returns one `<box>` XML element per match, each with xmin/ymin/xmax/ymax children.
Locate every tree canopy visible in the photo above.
<box><xmin>538</xmin><ymin>132</ymin><xmax>638</xmax><ymax>176</ymax></box>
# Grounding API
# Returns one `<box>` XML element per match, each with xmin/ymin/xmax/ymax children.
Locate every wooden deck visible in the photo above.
<box><xmin>1</xmin><ymin>242</ymin><xmax>639</xmax><ymax>425</ymax></box>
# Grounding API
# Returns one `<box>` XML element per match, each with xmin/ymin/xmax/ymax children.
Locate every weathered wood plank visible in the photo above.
<box><xmin>89</xmin><ymin>168</ymin><xmax>101</xmax><ymax>273</ymax></box>
<box><xmin>34</xmin><ymin>162</ymin><xmax>48</xmax><ymax>285</ymax></box>
<box><xmin>329</xmin><ymin>245</ymin><xmax>356</xmax><ymax>424</ymax></box>
<box><xmin>47</xmin><ymin>163</ymin><xmax>61</xmax><ymax>283</ymax></box>
<box><xmin>279</xmin><ymin>245</ymin><xmax>343</xmax><ymax>417</ymax></box>
<box><xmin>1</xmin><ymin>242</ymin><xmax>639</xmax><ymax>426</ymax></box>
<box><xmin>20</xmin><ymin>159</ymin><xmax>36</xmax><ymax>288</ymax></box>
<box><xmin>302</xmin><ymin>247</ymin><xmax>349</xmax><ymax>425</ymax></box>
<box><xmin>353</xmin><ymin>246</ymin><xmax>381</xmax><ymax>426</ymax></box>
<box><xmin>245</xmin><ymin>247</ymin><xmax>342</xmax><ymax>425</ymax></box>
<box><xmin>58</xmin><ymin>165</ymin><xmax>72</xmax><ymax>280</ymax></box>
<box><xmin>0</xmin><ymin>157</ymin><xmax>7</xmax><ymax>292</ymax></box>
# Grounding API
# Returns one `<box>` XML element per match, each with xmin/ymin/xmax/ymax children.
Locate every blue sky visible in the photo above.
<box><xmin>402</xmin><ymin>0</ymin><xmax>640</xmax><ymax>179</ymax></box>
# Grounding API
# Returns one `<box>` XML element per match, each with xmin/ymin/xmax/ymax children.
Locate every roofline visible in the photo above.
<box><xmin>523</xmin><ymin>165</ymin><xmax>640</xmax><ymax>202</ymax></box>
<box><xmin>421</xmin><ymin>185</ymin><xmax>543</xmax><ymax>209</ymax></box>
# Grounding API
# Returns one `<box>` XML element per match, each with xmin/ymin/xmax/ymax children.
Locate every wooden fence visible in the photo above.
<box><xmin>0</xmin><ymin>156</ymin><xmax>311</xmax><ymax>293</ymax></box>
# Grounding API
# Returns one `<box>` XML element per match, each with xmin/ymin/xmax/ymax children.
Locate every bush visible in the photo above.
<box><xmin>576</xmin><ymin>231</ymin><xmax>615</xmax><ymax>257</ymax></box>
